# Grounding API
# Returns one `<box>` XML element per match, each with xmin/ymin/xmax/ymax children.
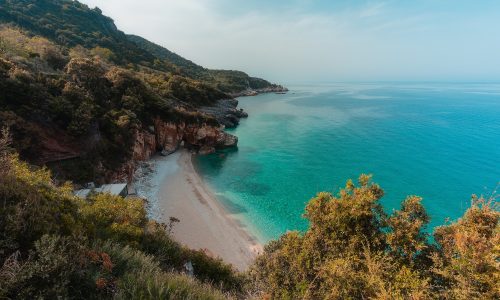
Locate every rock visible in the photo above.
<box><xmin>236</xmin><ymin>109</ymin><xmax>248</xmax><ymax>118</ymax></box>
<box><xmin>132</xmin><ymin>130</ymin><xmax>156</xmax><ymax>161</ymax></box>
<box><xmin>199</xmin><ymin>99</ymin><xmax>248</xmax><ymax>128</ymax></box>
<box><xmin>223</xmin><ymin>114</ymin><xmax>239</xmax><ymax>128</ymax></box>
<box><xmin>199</xmin><ymin>145</ymin><xmax>216</xmax><ymax>155</ymax></box>
<box><xmin>115</xmin><ymin>117</ymin><xmax>238</xmax><ymax>182</ymax></box>
<box><xmin>222</xmin><ymin>133</ymin><xmax>238</xmax><ymax>147</ymax></box>
<box><xmin>228</xmin><ymin>85</ymin><xmax>289</xmax><ymax>98</ymax></box>
<box><xmin>160</xmin><ymin>149</ymin><xmax>174</xmax><ymax>156</ymax></box>
<box><xmin>195</xmin><ymin>126</ymin><xmax>208</xmax><ymax>140</ymax></box>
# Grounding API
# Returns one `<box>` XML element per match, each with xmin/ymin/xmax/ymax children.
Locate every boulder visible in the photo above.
<box><xmin>199</xmin><ymin>145</ymin><xmax>216</xmax><ymax>155</ymax></box>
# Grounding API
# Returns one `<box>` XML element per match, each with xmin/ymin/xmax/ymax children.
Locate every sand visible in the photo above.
<box><xmin>134</xmin><ymin>150</ymin><xmax>263</xmax><ymax>271</ymax></box>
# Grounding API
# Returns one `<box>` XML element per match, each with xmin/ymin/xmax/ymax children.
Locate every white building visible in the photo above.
<box><xmin>74</xmin><ymin>183</ymin><xmax>128</xmax><ymax>198</ymax></box>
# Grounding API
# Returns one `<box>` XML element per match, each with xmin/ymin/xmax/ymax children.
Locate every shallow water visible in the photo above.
<box><xmin>195</xmin><ymin>83</ymin><xmax>500</xmax><ymax>242</ymax></box>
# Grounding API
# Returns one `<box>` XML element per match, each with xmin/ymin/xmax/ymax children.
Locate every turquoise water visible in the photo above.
<box><xmin>194</xmin><ymin>83</ymin><xmax>500</xmax><ymax>242</ymax></box>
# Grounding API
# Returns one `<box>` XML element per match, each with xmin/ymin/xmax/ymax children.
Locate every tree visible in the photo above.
<box><xmin>251</xmin><ymin>176</ymin><xmax>499</xmax><ymax>299</ymax></box>
<box><xmin>432</xmin><ymin>195</ymin><xmax>499</xmax><ymax>299</ymax></box>
<box><xmin>251</xmin><ymin>175</ymin><xmax>392</xmax><ymax>299</ymax></box>
<box><xmin>387</xmin><ymin>196</ymin><xmax>430</xmax><ymax>266</ymax></box>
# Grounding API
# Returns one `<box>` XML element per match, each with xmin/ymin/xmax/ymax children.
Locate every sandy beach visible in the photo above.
<box><xmin>135</xmin><ymin>150</ymin><xmax>262</xmax><ymax>271</ymax></box>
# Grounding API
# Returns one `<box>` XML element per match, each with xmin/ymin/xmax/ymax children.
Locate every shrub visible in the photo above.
<box><xmin>98</xmin><ymin>241</ymin><xmax>230</xmax><ymax>300</ymax></box>
<box><xmin>0</xmin><ymin>143</ymin><xmax>245</xmax><ymax>298</ymax></box>
<box><xmin>251</xmin><ymin>175</ymin><xmax>499</xmax><ymax>299</ymax></box>
<box><xmin>0</xmin><ymin>151</ymin><xmax>80</xmax><ymax>260</ymax></box>
<box><xmin>80</xmin><ymin>193</ymin><xmax>147</xmax><ymax>246</ymax></box>
<box><xmin>141</xmin><ymin>221</ymin><xmax>246</xmax><ymax>293</ymax></box>
<box><xmin>0</xmin><ymin>235</ymin><xmax>101</xmax><ymax>299</ymax></box>
<box><xmin>432</xmin><ymin>196</ymin><xmax>499</xmax><ymax>299</ymax></box>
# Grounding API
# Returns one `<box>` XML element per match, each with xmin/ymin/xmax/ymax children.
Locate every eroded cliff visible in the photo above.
<box><xmin>114</xmin><ymin>119</ymin><xmax>237</xmax><ymax>181</ymax></box>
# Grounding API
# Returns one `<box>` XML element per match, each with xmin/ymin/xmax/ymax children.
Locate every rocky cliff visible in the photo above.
<box><xmin>199</xmin><ymin>99</ymin><xmax>248</xmax><ymax>128</ymax></box>
<box><xmin>114</xmin><ymin>119</ymin><xmax>237</xmax><ymax>181</ymax></box>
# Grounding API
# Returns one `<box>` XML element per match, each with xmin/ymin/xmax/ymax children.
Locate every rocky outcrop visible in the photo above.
<box><xmin>199</xmin><ymin>99</ymin><xmax>248</xmax><ymax>128</ymax></box>
<box><xmin>115</xmin><ymin>118</ymin><xmax>237</xmax><ymax>182</ymax></box>
<box><xmin>151</xmin><ymin>119</ymin><xmax>237</xmax><ymax>154</ymax></box>
<box><xmin>229</xmin><ymin>85</ymin><xmax>289</xmax><ymax>98</ymax></box>
<box><xmin>131</xmin><ymin>129</ymin><xmax>156</xmax><ymax>161</ymax></box>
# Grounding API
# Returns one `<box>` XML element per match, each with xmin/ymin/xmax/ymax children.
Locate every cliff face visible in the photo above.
<box><xmin>199</xmin><ymin>99</ymin><xmax>248</xmax><ymax>128</ymax></box>
<box><xmin>115</xmin><ymin>119</ymin><xmax>237</xmax><ymax>181</ymax></box>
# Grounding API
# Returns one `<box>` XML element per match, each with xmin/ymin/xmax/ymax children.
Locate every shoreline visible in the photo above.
<box><xmin>137</xmin><ymin>150</ymin><xmax>263</xmax><ymax>271</ymax></box>
<box><xmin>229</xmin><ymin>86</ymin><xmax>289</xmax><ymax>98</ymax></box>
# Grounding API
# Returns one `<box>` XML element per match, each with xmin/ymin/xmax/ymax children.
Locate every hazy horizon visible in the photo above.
<box><xmin>80</xmin><ymin>0</ymin><xmax>500</xmax><ymax>83</ymax></box>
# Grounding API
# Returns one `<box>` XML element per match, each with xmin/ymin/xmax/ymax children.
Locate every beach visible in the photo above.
<box><xmin>134</xmin><ymin>150</ymin><xmax>262</xmax><ymax>271</ymax></box>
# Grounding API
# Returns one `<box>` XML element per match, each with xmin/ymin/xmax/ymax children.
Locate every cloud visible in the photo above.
<box><xmin>79</xmin><ymin>0</ymin><xmax>500</xmax><ymax>82</ymax></box>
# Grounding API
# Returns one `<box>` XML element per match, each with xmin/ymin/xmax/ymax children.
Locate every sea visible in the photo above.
<box><xmin>194</xmin><ymin>83</ymin><xmax>500</xmax><ymax>242</ymax></box>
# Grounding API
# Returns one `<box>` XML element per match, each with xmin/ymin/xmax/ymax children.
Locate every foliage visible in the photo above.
<box><xmin>166</xmin><ymin>75</ymin><xmax>229</xmax><ymax>106</ymax></box>
<box><xmin>1</xmin><ymin>128</ymin><xmax>498</xmax><ymax>298</ymax></box>
<box><xmin>80</xmin><ymin>193</ymin><xmax>147</xmax><ymax>246</ymax></box>
<box><xmin>0</xmin><ymin>0</ymin><xmax>278</xmax><ymax>94</ymax></box>
<box><xmin>0</xmin><ymin>151</ymin><xmax>79</xmax><ymax>259</ymax></box>
<box><xmin>127</xmin><ymin>34</ymin><xmax>280</xmax><ymax>93</ymax></box>
<box><xmin>0</xmin><ymin>26</ymin><xmax>222</xmax><ymax>182</ymax></box>
<box><xmin>0</xmin><ymin>143</ymin><xmax>244</xmax><ymax>299</ymax></box>
<box><xmin>251</xmin><ymin>175</ymin><xmax>499</xmax><ymax>299</ymax></box>
<box><xmin>0</xmin><ymin>0</ymin><xmax>280</xmax><ymax>183</ymax></box>
<box><xmin>99</xmin><ymin>241</ymin><xmax>230</xmax><ymax>300</ymax></box>
<box><xmin>0</xmin><ymin>235</ymin><xmax>100</xmax><ymax>299</ymax></box>
<box><xmin>432</xmin><ymin>196</ymin><xmax>500</xmax><ymax>299</ymax></box>
<box><xmin>0</xmin><ymin>0</ymin><xmax>153</xmax><ymax>65</ymax></box>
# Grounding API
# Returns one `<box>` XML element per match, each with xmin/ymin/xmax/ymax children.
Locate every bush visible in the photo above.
<box><xmin>0</xmin><ymin>235</ymin><xmax>101</xmax><ymax>299</ymax></box>
<box><xmin>80</xmin><ymin>193</ymin><xmax>147</xmax><ymax>246</ymax></box>
<box><xmin>251</xmin><ymin>175</ymin><xmax>499</xmax><ymax>299</ymax></box>
<box><xmin>141</xmin><ymin>221</ymin><xmax>246</xmax><ymax>293</ymax></box>
<box><xmin>0</xmin><ymin>151</ymin><xmax>80</xmax><ymax>260</ymax></box>
<box><xmin>0</xmin><ymin>147</ymin><xmax>245</xmax><ymax>299</ymax></box>
<box><xmin>432</xmin><ymin>196</ymin><xmax>499</xmax><ymax>299</ymax></box>
<box><xmin>99</xmin><ymin>241</ymin><xmax>230</xmax><ymax>300</ymax></box>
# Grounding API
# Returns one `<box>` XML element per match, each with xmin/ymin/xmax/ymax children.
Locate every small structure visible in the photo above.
<box><xmin>74</xmin><ymin>188</ymin><xmax>92</xmax><ymax>198</ymax></box>
<box><xmin>183</xmin><ymin>261</ymin><xmax>194</xmax><ymax>277</ymax></box>
<box><xmin>74</xmin><ymin>182</ymin><xmax>129</xmax><ymax>198</ymax></box>
<box><xmin>98</xmin><ymin>183</ymin><xmax>128</xmax><ymax>197</ymax></box>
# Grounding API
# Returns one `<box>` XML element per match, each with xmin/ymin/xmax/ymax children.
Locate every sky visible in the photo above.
<box><xmin>79</xmin><ymin>0</ymin><xmax>500</xmax><ymax>83</ymax></box>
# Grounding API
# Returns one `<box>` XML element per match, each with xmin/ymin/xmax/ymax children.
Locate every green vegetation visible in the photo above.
<box><xmin>127</xmin><ymin>34</ymin><xmax>282</xmax><ymax>94</ymax></box>
<box><xmin>1</xmin><ymin>130</ymin><xmax>498</xmax><ymax>299</ymax></box>
<box><xmin>0</xmin><ymin>25</ymin><xmax>219</xmax><ymax>182</ymax></box>
<box><xmin>0</xmin><ymin>1</ymin><xmax>497</xmax><ymax>298</ymax></box>
<box><xmin>0</xmin><ymin>0</ymin><xmax>280</xmax><ymax>94</ymax></box>
<box><xmin>0</xmin><ymin>0</ymin><xmax>283</xmax><ymax>182</ymax></box>
<box><xmin>250</xmin><ymin>175</ymin><xmax>499</xmax><ymax>299</ymax></box>
<box><xmin>0</xmin><ymin>131</ymin><xmax>243</xmax><ymax>299</ymax></box>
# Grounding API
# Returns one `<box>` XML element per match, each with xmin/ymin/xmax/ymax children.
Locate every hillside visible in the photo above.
<box><xmin>1</xmin><ymin>140</ymin><xmax>497</xmax><ymax>298</ymax></box>
<box><xmin>127</xmin><ymin>34</ymin><xmax>285</xmax><ymax>94</ymax></box>
<box><xmin>0</xmin><ymin>140</ymin><xmax>244</xmax><ymax>299</ymax></box>
<box><xmin>0</xmin><ymin>0</ymin><xmax>285</xmax><ymax>94</ymax></box>
<box><xmin>0</xmin><ymin>0</ymin><xmax>285</xmax><ymax>183</ymax></box>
